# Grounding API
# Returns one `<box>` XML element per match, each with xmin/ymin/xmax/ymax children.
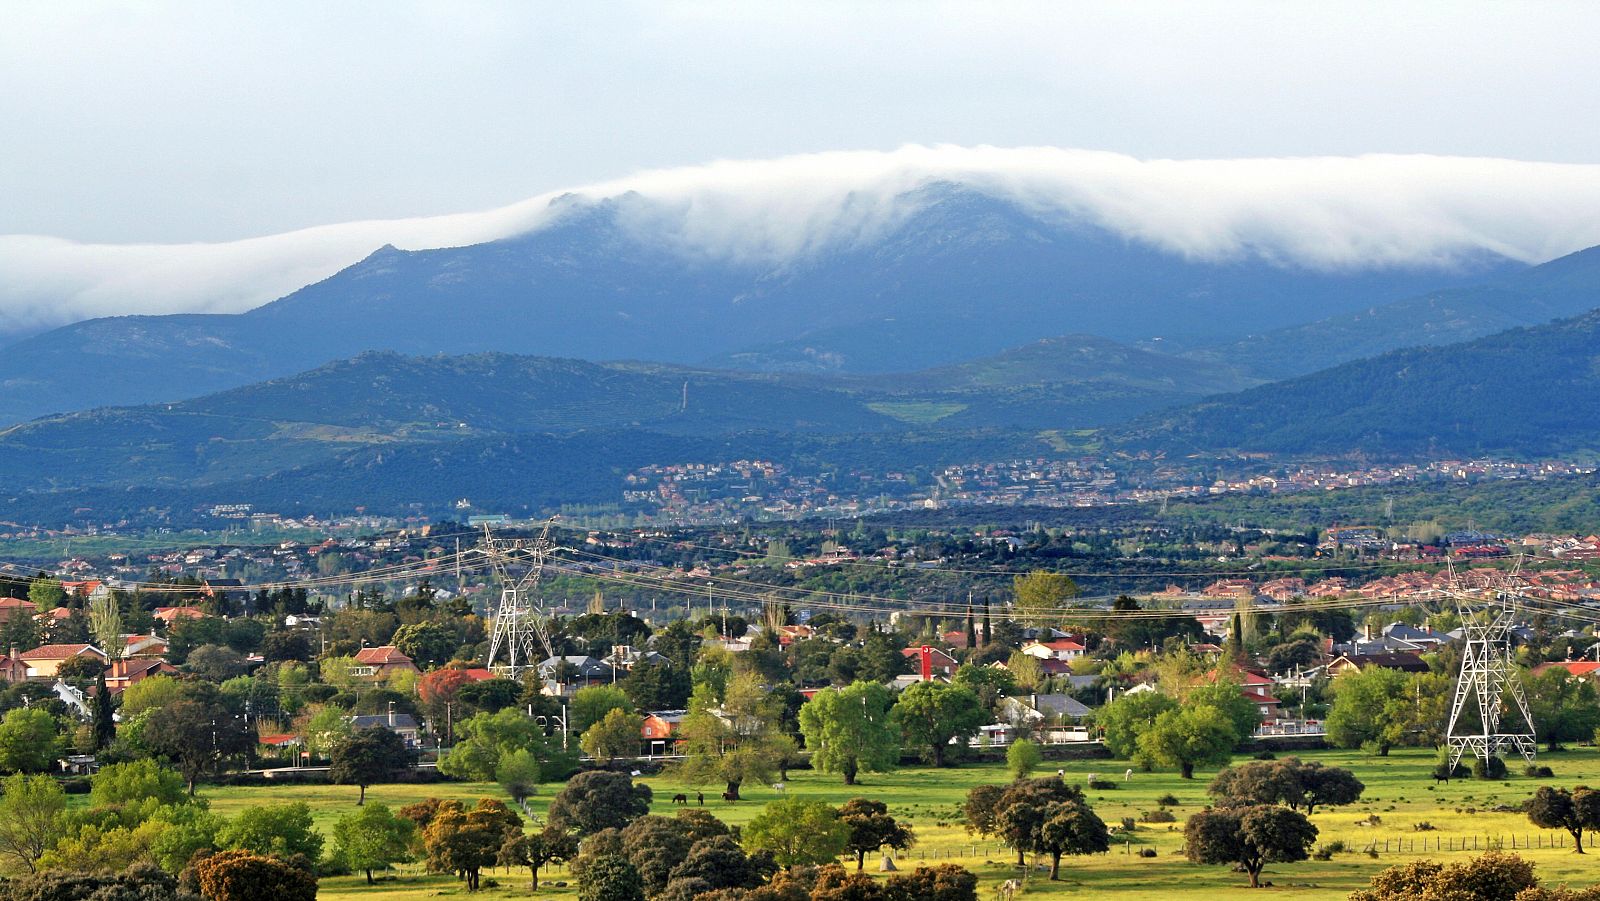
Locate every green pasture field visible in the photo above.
<box><xmin>196</xmin><ymin>747</ymin><xmax>1600</xmax><ymax>899</ymax></box>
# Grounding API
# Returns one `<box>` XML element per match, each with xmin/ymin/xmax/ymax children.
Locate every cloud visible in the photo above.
<box><xmin>4</xmin><ymin>146</ymin><xmax>1600</xmax><ymax>334</ymax></box>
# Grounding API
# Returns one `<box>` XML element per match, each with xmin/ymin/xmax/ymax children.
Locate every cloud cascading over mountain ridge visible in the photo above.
<box><xmin>5</xmin><ymin>145</ymin><xmax>1600</xmax><ymax>336</ymax></box>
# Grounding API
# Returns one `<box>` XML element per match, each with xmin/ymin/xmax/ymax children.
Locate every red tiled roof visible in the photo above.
<box><xmin>354</xmin><ymin>646</ymin><xmax>413</xmax><ymax>665</ymax></box>
<box><xmin>19</xmin><ymin>643</ymin><xmax>102</xmax><ymax>661</ymax></box>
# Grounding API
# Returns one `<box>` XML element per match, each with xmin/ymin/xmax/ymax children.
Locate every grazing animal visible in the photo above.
<box><xmin>697</xmin><ymin>792</ymin><xmax>704</xmax><ymax>806</ymax></box>
<box><xmin>722</xmin><ymin>791</ymin><xmax>738</xmax><ymax>802</ymax></box>
<box><xmin>671</xmin><ymin>793</ymin><xmax>688</xmax><ymax>805</ymax></box>
<box><xmin>997</xmin><ymin>877</ymin><xmax>1023</xmax><ymax>900</ymax></box>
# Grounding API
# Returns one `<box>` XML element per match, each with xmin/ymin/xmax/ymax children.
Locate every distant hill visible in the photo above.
<box><xmin>1126</xmin><ymin>306</ymin><xmax>1600</xmax><ymax>458</ymax></box>
<box><xmin>1185</xmin><ymin>246</ymin><xmax>1600</xmax><ymax>379</ymax></box>
<box><xmin>0</xmin><ymin>336</ymin><xmax>1253</xmax><ymax>522</ymax></box>
<box><xmin>0</xmin><ymin>183</ymin><xmax>1504</xmax><ymax>425</ymax></box>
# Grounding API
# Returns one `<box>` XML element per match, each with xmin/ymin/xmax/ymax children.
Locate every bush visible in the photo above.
<box><xmin>1155</xmin><ymin>793</ymin><xmax>1180</xmax><ymax>807</ymax></box>
<box><xmin>1253</xmin><ymin>751</ymin><xmax>1277</xmax><ymax>761</ymax></box>
<box><xmin>1087</xmin><ymin>779</ymin><xmax>1117</xmax><ymax>790</ymax></box>
<box><xmin>1472</xmin><ymin>756</ymin><xmax>1508</xmax><ymax>780</ymax></box>
<box><xmin>1523</xmin><ymin>765</ymin><xmax>1554</xmax><ymax>778</ymax></box>
<box><xmin>1412</xmin><ymin>822</ymin><xmax>1436</xmax><ymax>832</ymax></box>
<box><xmin>1139</xmin><ymin>809</ymin><xmax>1176</xmax><ymax>824</ymax></box>
<box><xmin>1139</xmin><ymin>847</ymin><xmax>1158</xmax><ymax>858</ymax></box>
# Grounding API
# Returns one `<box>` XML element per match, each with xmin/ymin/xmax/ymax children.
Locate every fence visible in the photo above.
<box><xmin>1340</xmin><ymin>831</ymin><xmax>1600</xmax><ymax>855</ymax></box>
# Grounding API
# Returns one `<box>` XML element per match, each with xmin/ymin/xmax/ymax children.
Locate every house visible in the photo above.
<box><xmin>18</xmin><ymin>644</ymin><xmax>106</xmax><ymax>680</ymax></box>
<box><xmin>0</xmin><ymin>598</ymin><xmax>37</xmax><ymax>624</ymax></box>
<box><xmin>900</xmin><ymin>646</ymin><xmax>958</xmax><ymax>679</ymax></box>
<box><xmin>348</xmin><ymin>712</ymin><xmax>421</xmax><ymax>748</ymax></box>
<box><xmin>1020</xmin><ymin>638</ymin><xmax>1086</xmax><ymax>662</ymax></box>
<box><xmin>0</xmin><ymin>653</ymin><xmax>28</xmax><ymax>681</ymax></box>
<box><xmin>153</xmin><ymin>606</ymin><xmax>205</xmax><ymax>626</ymax></box>
<box><xmin>1326</xmin><ymin>652</ymin><xmax>1430</xmax><ymax>676</ymax></box>
<box><xmin>641</xmin><ymin>709</ymin><xmax>689</xmax><ymax>756</ymax></box>
<box><xmin>102</xmin><ymin>658</ymin><xmax>179</xmax><ymax>694</ymax></box>
<box><xmin>351</xmin><ymin>646</ymin><xmax>420</xmax><ymax>681</ymax></box>
<box><xmin>998</xmin><ymin>693</ymin><xmax>1093</xmax><ymax>726</ymax></box>
<box><xmin>1532</xmin><ymin>661</ymin><xmax>1600</xmax><ymax>681</ymax></box>
<box><xmin>121</xmin><ymin>634</ymin><xmax>169</xmax><ymax>659</ymax></box>
<box><xmin>603</xmin><ymin>646</ymin><xmax>670</xmax><ymax>673</ymax></box>
<box><xmin>537</xmin><ymin>655</ymin><xmax>615</xmax><ymax>693</ymax></box>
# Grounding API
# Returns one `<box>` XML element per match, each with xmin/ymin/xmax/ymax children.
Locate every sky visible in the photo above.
<box><xmin>3</xmin><ymin>2</ymin><xmax>1600</xmax><ymax>332</ymax></box>
<box><xmin>5</xmin><ymin>2</ymin><xmax>1599</xmax><ymax>245</ymax></box>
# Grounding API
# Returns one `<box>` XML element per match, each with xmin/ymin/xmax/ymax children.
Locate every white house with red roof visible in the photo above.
<box><xmin>1020</xmin><ymin>638</ymin><xmax>1086</xmax><ymax>662</ymax></box>
<box><xmin>19</xmin><ymin>644</ymin><xmax>106</xmax><ymax>680</ymax></box>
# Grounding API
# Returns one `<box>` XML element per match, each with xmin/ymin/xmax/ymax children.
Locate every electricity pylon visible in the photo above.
<box><xmin>1444</xmin><ymin>559</ymin><xmax>1536</xmax><ymax>770</ymax></box>
<box><xmin>483</xmin><ymin>520</ymin><xmax>560</xmax><ymax>678</ymax></box>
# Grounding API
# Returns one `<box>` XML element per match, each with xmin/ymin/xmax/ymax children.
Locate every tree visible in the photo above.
<box><xmin>57</xmin><ymin>652</ymin><xmax>106</xmax><ymax>687</ymax></box>
<box><xmin>1006</xmin><ymin>738</ymin><xmax>1043</xmax><ymax>781</ymax></box>
<box><xmin>1526</xmin><ymin>786</ymin><xmax>1600</xmax><ymax>854</ymax></box>
<box><xmin>1350</xmin><ymin>851</ymin><xmax>1539</xmax><ymax>901</ymax></box>
<box><xmin>621</xmin><ymin>659</ymin><xmax>691</xmax><ymax>712</ymax></box>
<box><xmin>579</xmin><ymin>853</ymin><xmax>645</xmax><ymax>901</ymax></box>
<box><xmin>664</xmin><ymin>834</ymin><xmax>772</xmax><ymax>894</ymax></box>
<box><xmin>548</xmin><ymin>770</ymin><xmax>653</xmax><ymax>834</ymax></box>
<box><xmin>120</xmin><ymin>674</ymin><xmax>191</xmax><ymax>716</ymax></box>
<box><xmin>185</xmin><ymin>644</ymin><xmax>250</xmax><ymax>681</ymax></box>
<box><xmin>963</xmin><ymin>784</ymin><xmax>1006</xmax><ymax>838</ymax></box>
<box><xmin>571</xmin><ymin>685</ymin><xmax>635</xmax><ymax>733</ymax></box>
<box><xmin>799</xmin><ymin>681</ymin><xmax>900</xmax><ymax>785</ymax></box>
<box><xmin>1325</xmin><ymin>665</ymin><xmax>1410</xmax><ymax>755</ymax></box>
<box><xmin>1184</xmin><ymin>805</ymin><xmax>1317</xmax><ymax>888</ymax></box>
<box><xmin>1208</xmin><ymin>758</ymin><xmax>1364</xmax><ymax>814</ymax></box>
<box><xmin>217</xmin><ymin>801</ymin><xmax>324</xmax><ymax>861</ymax></box>
<box><xmin>895</xmin><ymin>681</ymin><xmax>985</xmax><ymax>768</ymax></box>
<box><xmin>3</xmin><ymin>862</ymin><xmax>186</xmax><ymax>900</ymax></box>
<box><xmin>744</xmin><ymin>797</ymin><xmax>850</xmax><ymax>867</ymax></box>
<box><xmin>1134</xmin><ymin>705</ymin><xmax>1236</xmax><ymax>779</ymax></box>
<box><xmin>91</xmin><ymin>670</ymin><xmax>114</xmax><ymax>751</ymax></box>
<box><xmin>27</xmin><ymin>577</ymin><xmax>64</xmax><ymax>612</ymax></box>
<box><xmin>330</xmin><ymin>726</ymin><xmax>412</xmax><ymax>805</ymax></box>
<box><xmin>438</xmin><ymin>707</ymin><xmax>573</xmax><ymax>782</ymax></box>
<box><xmin>885</xmin><ymin>863</ymin><xmax>979</xmax><ymax>901</ymax></box>
<box><xmin>992</xmin><ymin>777</ymin><xmax>1086</xmax><ymax>866</ymax></box>
<box><xmin>191</xmin><ymin>849</ymin><xmax>318</xmax><ymax>901</ymax></box>
<box><xmin>1096</xmin><ymin>690</ymin><xmax>1177</xmax><ymax>758</ymax></box>
<box><xmin>838</xmin><ymin>798</ymin><xmax>915</xmax><ymax>871</ymax></box>
<box><xmin>0</xmin><ymin>708</ymin><xmax>65</xmax><ymax>774</ymax></box>
<box><xmin>390</xmin><ymin>620</ymin><xmax>458</xmax><ymax>670</ymax></box>
<box><xmin>581</xmin><ymin>707</ymin><xmax>643</xmax><ymax>764</ymax></box>
<box><xmin>0</xmin><ymin>773</ymin><xmax>65</xmax><ymax>873</ymax></box>
<box><xmin>499</xmin><ymin>826</ymin><xmax>578</xmax><ymax>891</ymax></box>
<box><xmin>1012</xmin><ymin>571</ymin><xmax>1079</xmax><ymax>628</ymax></box>
<box><xmin>1527</xmin><ymin>668</ymin><xmax>1600</xmax><ymax>752</ymax></box>
<box><xmin>148</xmin><ymin>802</ymin><xmax>224</xmax><ymax>872</ymax></box>
<box><xmin>90</xmin><ymin>758</ymin><xmax>188</xmax><ymax>812</ymax></box>
<box><xmin>1187</xmin><ymin>671</ymin><xmax>1264</xmax><ymax>742</ymax></box>
<box><xmin>422</xmin><ymin>799</ymin><xmax>523</xmax><ymax>892</ymax></box>
<box><xmin>496</xmin><ymin>747</ymin><xmax>542</xmax><ymax>811</ymax></box>
<box><xmin>332</xmin><ymin>802</ymin><xmax>415</xmax><ymax>884</ymax></box>
<box><xmin>678</xmin><ymin>673</ymin><xmax>788</xmax><ymax>800</ymax></box>
<box><xmin>143</xmin><ymin>699</ymin><xmax>255</xmax><ymax>794</ymax></box>
<box><xmin>1037</xmin><ymin>799</ymin><xmax>1110</xmax><ymax>880</ymax></box>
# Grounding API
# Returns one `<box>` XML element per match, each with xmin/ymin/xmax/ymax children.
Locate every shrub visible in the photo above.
<box><xmin>1472</xmin><ymin>756</ymin><xmax>1508</xmax><ymax>780</ymax></box>
<box><xmin>1412</xmin><ymin>822</ymin><xmax>1436</xmax><ymax>832</ymax></box>
<box><xmin>1087</xmin><ymin>779</ymin><xmax>1117</xmax><ymax>790</ymax></box>
<box><xmin>1524</xmin><ymin>765</ymin><xmax>1554</xmax><ymax>778</ymax></box>
<box><xmin>1139</xmin><ymin>809</ymin><xmax>1176</xmax><ymax>824</ymax></box>
<box><xmin>1155</xmin><ymin>793</ymin><xmax>1180</xmax><ymax>807</ymax></box>
<box><xmin>1253</xmin><ymin>751</ymin><xmax>1276</xmax><ymax>761</ymax></box>
<box><xmin>1139</xmin><ymin>847</ymin><xmax>1158</xmax><ymax>858</ymax></box>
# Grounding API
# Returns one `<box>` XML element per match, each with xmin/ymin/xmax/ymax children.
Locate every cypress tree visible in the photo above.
<box><xmin>92</xmin><ymin>670</ymin><xmax>115</xmax><ymax>750</ymax></box>
<box><xmin>965</xmin><ymin>605</ymin><xmax>978</xmax><ymax>649</ymax></box>
<box><xmin>982</xmin><ymin>599</ymin><xmax>993</xmax><ymax>646</ymax></box>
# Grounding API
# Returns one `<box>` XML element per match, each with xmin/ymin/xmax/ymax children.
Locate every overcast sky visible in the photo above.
<box><xmin>4</xmin><ymin>1</ymin><xmax>1600</xmax><ymax>245</ymax></box>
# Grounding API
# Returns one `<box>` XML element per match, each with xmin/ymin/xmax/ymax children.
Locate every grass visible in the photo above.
<box><xmin>866</xmin><ymin>401</ymin><xmax>968</xmax><ymax>424</ymax></box>
<box><xmin>195</xmin><ymin>747</ymin><xmax>1600</xmax><ymax>900</ymax></box>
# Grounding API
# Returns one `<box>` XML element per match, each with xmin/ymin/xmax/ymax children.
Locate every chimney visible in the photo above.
<box><xmin>388</xmin><ymin>701</ymin><xmax>396</xmax><ymax>728</ymax></box>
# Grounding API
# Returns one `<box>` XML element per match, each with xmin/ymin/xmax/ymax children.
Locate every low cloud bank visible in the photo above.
<box><xmin>4</xmin><ymin>146</ymin><xmax>1600</xmax><ymax>333</ymax></box>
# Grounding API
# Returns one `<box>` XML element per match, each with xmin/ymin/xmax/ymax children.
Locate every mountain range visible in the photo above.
<box><xmin>0</xmin><ymin>184</ymin><xmax>1517</xmax><ymax>425</ymax></box>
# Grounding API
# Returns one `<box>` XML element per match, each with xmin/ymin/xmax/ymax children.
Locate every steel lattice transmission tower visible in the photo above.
<box><xmin>482</xmin><ymin>521</ymin><xmax>561</xmax><ymax>679</ymax></box>
<box><xmin>1444</xmin><ymin>561</ymin><xmax>1536</xmax><ymax>770</ymax></box>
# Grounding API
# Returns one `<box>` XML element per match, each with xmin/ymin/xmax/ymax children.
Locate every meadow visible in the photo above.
<box><xmin>197</xmin><ymin>747</ymin><xmax>1600</xmax><ymax>899</ymax></box>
